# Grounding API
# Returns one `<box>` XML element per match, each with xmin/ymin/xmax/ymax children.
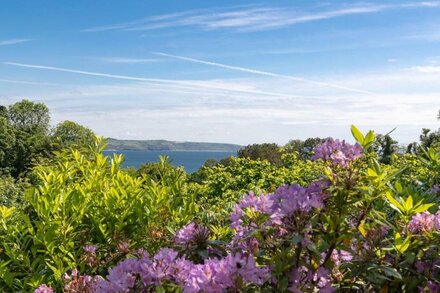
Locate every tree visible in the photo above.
<box><xmin>0</xmin><ymin>106</ymin><xmax>8</xmax><ymax>119</ymax></box>
<box><xmin>8</xmin><ymin>99</ymin><xmax>50</xmax><ymax>134</ymax></box>
<box><xmin>373</xmin><ymin>134</ymin><xmax>398</xmax><ymax>164</ymax></box>
<box><xmin>0</xmin><ymin>117</ymin><xmax>15</xmax><ymax>168</ymax></box>
<box><xmin>237</xmin><ymin>143</ymin><xmax>282</xmax><ymax>166</ymax></box>
<box><xmin>284</xmin><ymin>137</ymin><xmax>326</xmax><ymax>159</ymax></box>
<box><xmin>52</xmin><ymin>120</ymin><xmax>95</xmax><ymax>148</ymax></box>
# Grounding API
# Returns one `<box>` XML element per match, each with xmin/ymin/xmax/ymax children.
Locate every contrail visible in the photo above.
<box><xmin>0</xmin><ymin>78</ymin><xmax>63</xmax><ymax>86</ymax></box>
<box><xmin>3</xmin><ymin>62</ymin><xmax>300</xmax><ymax>99</ymax></box>
<box><xmin>154</xmin><ymin>52</ymin><xmax>375</xmax><ymax>95</ymax></box>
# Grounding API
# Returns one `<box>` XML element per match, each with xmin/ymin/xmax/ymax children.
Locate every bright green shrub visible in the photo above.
<box><xmin>0</xmin><ymin>138</ymin><xmax>197</xmax><ymax>291</ymax></box>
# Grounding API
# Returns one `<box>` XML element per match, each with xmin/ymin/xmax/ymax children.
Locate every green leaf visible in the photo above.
<box><xmin>351</xmin><ymin>125</ymin><xmax>365</xmax><ymax>144</ymax></box>
<box><xmin>380</xmin><ymin>266</ymin><xmax>402</xmax><ymax>280</ymax></box>
<box><xmin>385</xmin><ymin>192</ymin><xmax>404</xmax><ymax>214</ymax></box>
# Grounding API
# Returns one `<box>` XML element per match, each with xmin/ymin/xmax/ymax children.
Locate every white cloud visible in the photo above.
<box><xmin>154</xmin><ymin>52</ymin><xmax>375</xmax><ymax>95</ymax></box>
<box><xmin>407</xmin><ymin>66</ymin><xmax>440</xmax><ymax>73</ymax></box>
<box><xmin>82</xmin><ymin>2</ymin><xmax>440</xmax><ymax>33</ymax></box>
<box><xmin>0</xmin><ymin>39</ymin><xmax>32</xmax><ymax>46</ymax></box>
<box><xmin>93</xmin><ymin>57</ymin><xmax>163</xmax><ymax>64</ymax></box>
<box><xmin>3</xmin><ymin>61</ymin><xmax>439</xmax><ymax>144</ymax></box>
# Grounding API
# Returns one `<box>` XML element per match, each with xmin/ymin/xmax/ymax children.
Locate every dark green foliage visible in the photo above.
<box><xmin>136</xmin><ymin>156</ymin><xmax>186</xmax><ymax>183</ymax></box>
<box><xmin>8</xmin><ymin>99</ymin><xmax>50</xmax><ymax>134</ymax></box>
<box><xmin>237</xmin><ymin>143</ymin><xmax>282</xmax><ymax>166</ymax></box>
<box><xmin>52</xmin><ymin>120</ymin><xmax>95</xmax><ymax>148</ymax></box>
<box><xmin>0</xmin><ymin>100</ymin><xmax>95</xmax><ymax>178</ymax></box>
<box><xmin>373</xmin><ymin>134</ymin><xmax>399</xmax><ymax>164</ymax></box>
<box><xmin>0</xmin><ymin>117</ymin><xmax>15</xmax><ymax>168</ymax></box>
<box><xmin>284</xmin><ymin>137</ymin><xmax>326</xmax><ymax>159</ymax></box>
<box><xmin>407</xmin><ymin>128</ymin><xmax>440</xmax><ymax>154</ymax></box>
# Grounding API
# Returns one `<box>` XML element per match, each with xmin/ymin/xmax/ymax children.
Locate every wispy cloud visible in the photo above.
<box><xmin>0</xmin><ymin>78</ymin><xmax>63</xmax><ymax>86</ymax></box>
<box><xmin>93</xmin><ymin>57</ymin><xmax>163</xmax><ymax>64</ymax></box>
<box><xmin>154</xmin><ymin>52</ymin><xmax>375</xmax><ymax>95</ymax></box>
<box><xmin>2</xmin><ymin>61</ymin><xmax>300</xmax><ymax>99</ymax></box>
<box><xmin>407</xmin><ymin>66</ymin><xmax>440</xmax><ymax>73</ymax></box>
<box><xmin>83</xmin><ymin>2</ymin><xmax>440</xmax><ymax>33</ymax></box>
<box><xmin>0</xmin><ymin>38</ymin><xmax>32</xmax><ymax>46</ymax></box>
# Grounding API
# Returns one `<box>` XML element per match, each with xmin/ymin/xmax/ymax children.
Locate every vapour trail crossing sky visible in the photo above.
<box><xmin>0</xmin><ymin>0</ymin><xmax>439</xmax><ymax>144</ymax></box>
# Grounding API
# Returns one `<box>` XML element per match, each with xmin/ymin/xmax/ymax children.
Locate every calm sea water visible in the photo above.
<box><xmin>103</xmin><ymin>150</ymin><xmax>236</xmax><ymax>173</ymax></box>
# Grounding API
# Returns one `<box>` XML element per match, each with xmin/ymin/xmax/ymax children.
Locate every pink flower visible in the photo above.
<box><xmin>34</xmin><ymin>285</ymin><xmax>54</xmax><ymax>293</ymax></box>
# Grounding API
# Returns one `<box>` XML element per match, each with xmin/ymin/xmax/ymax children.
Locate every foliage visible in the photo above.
<box><xmin>373</xmin><ymin>133</ymin><xmax>399</xmax><ymax>164</ymax></box>
<box><xmin>284</xmin><ymin>137</ymin><xmax>326</xmax><ymax>159</ymax></box>
<box><xmin>8</xmin><ymin>99</ymin><xmax>50</xmax><ymax>134</ymax></box>
<box><xmin>1</xmin><ymin>118</ymin><xmax>440</xmax><ymax>292</ymax></box>
<box><xmin>0</xmin><ymin>175</ymin><xmax>26</xmax><ymax>208</ymax></box>
<box><xmin>52</xmin><ymin>121</ymin><xmax>95</xmax><ymax>149</ymax></box>
<box><xmin>0</xmin><ymin>100</ymin><xmax>96</xmax><ymax>178</ymax></box>
<box><xmin>237</xmin><ymin>143</ymin><xmax>283</xmax><ymax>166</ymax></box>
<box><xmin>0</xmin><ymin>138</ymin><xmax>197</xmax><ymax>291</ymax></box>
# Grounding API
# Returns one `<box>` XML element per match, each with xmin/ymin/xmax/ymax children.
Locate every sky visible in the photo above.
<box><xmin>1</xmin><ymin>0</ymin><xmax>439</xmax><ymax>145</ymax></box>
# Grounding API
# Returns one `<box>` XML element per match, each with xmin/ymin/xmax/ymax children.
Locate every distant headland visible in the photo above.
<box><xmin>106</xmin><ymin>138</ymin><xmax>243</xmax><ymax>152</ymax></box>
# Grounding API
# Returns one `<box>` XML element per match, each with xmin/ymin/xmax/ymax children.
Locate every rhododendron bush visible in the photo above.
<box><xmin>1</xmin><ymin>126</ymin><xmax>439</xmax><ymax>292</ymax></box>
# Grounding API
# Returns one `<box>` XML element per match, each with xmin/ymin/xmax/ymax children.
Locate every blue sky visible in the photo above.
<box><xmin>1</xmin><ymin>0</ymin><xmax>439</xmax><ymax>144</ymax></box>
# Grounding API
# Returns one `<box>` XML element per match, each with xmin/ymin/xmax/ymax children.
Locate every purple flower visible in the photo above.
<box><xmin>174</xmin><ymin>222</ymin><xmax>210</xmax><ymax>247</ymax></box>
<box><xmin>419</xmin><ymin>280</ymin><xmax>440</xmax><ymax>293</ymax></box>
<box><xmin>311</xmin><ymin>138</ymin><xmax>363</xmax><ymax>167</ymax></box>
<box><xmin>408</xmin><ymin>212</ymin><xmax>435</xmax><ymax>234</ymax></box>
<box><xmin>95</xmin><ymin>249</ymin><xmax>270</xmax><ymax>292</ymax></box>
<box><xmin>83</xmin><ymin>245</ymin><xmax>97</xmax><ymax>254</ymax></box>
<box><xmin>289</xmin><ymin>266</ymin><xmax>334</xmax><ymax>292</ymax></box>
<box><xmin>34</xmin><ymin>285</ymin><xmax>54</xmax><ymax>293</ymax></box>
<box><xmin>330</xmin><ymin>250</ymin><xmax>353</xmax><ymax>267</ymax></box>
<box><xmin>95</xmin><ymin>258</ymin><xmax>142</xmax><ymax>292</ymax></box>
<box><xmin>435</xmin><ymin>210</ymin><xmax>440</xmax><ymax>231</ymax></box>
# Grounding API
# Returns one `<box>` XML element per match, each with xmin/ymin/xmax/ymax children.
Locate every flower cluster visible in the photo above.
<box><xmin>83</xmin><ymin>245</ymin><xmax>98</xmax><ymax>267</ymax></box>
<box><xmin>64</xmin><ymin>269</ymin><xmax>97</xmax><ymax>293</ymax></box>
<box><xmin>289</xmin><ymin>266</ymin><xmax>334</xmax><ymax>293</ymax></box>
<box><xmin>174</xmin><ymin>222</ymin><xmax>210</xmax><ymax>248</ymax></box>
<box><xmin>230</xmin><ymin>182</ymin><xmax>328</xmax><ymax>236</ymax></box>
<box><xmin>34</xmin><ymin>284</ymin><xmax>54</xmax><ymax>293</ymax></box>
<box><xmin>95</xmin><ymin>248</ymin><xmax>269</xmax><ymax>292</ymax></box>
<box><xmin>311</xmin><ymin>138</ymin><xmax>363</xmax><ymax>167</ymax></box>
<box><xmin>408</xmin><ymin>210</ymin><xmax>440</xmax><ymax>234</ymax></box>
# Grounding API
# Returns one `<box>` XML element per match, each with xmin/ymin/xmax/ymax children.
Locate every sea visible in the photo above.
<box><xmin>102</xmin><ymin>150</ymin><xmax>236</xmax><ymax>173</ymax></box>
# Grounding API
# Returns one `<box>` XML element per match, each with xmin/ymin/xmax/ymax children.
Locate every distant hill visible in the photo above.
<box><xmin>106</xmin><ymin>138</ymin><xmax>243</xmax><ymax>152</ymax></box>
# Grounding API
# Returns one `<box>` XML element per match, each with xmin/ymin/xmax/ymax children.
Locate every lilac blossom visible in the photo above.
<box><xmin>311</xmin><ymin>138</ymin><xmax>363</xmax><ymax>167</ymax></box>
<box><xmin>34</xmin><ymin>285</ymin><xmax>54</xmax><ymax>293</ymax></box>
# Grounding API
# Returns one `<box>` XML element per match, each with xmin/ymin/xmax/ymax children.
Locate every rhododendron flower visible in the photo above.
<box><xmin>311</xmin><ymin>138</ymin><xmax>363</xmax><ymax>167</ymax></box>
<box><xmin>34</xmin><ymin>285</ymin><xmax>54</xmax><ymax>293</ymax></box>
<box><xmin>331</xmin><ymin>250</ymin><xmax>353</xmax><ymax>267</ymax></box>
<box><xmin>408</xmin><ymin>211</ymin><xmax>435</xmax><ymax>234</ymax></box>
<box><xmin>83</xmin><ymin>245</ymin><xmax>97</xmax><ymax>254</ymax></box>
<box><xmin>174</xmin><ymin>222</ymin><xmax>210</xmax><ymax>247</ymax></box>
<box><xmin>435</xmin><ymin>210</ymin><xmax>440</xmax><ymax>231</ymax></box>
<box><xmin>289</xmin><ymin>266</ymin><xmax>334</xmax><ymax>293</ymax></box>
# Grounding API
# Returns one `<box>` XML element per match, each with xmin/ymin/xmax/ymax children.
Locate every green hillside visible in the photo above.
<box><xmin>106</xmin><ymin>138</ymin><xmax>243</xmax><ymax>151</ymax></box>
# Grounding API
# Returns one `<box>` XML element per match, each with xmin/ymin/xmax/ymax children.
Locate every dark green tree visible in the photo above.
<box><xmin>52</xmin><ymin>120</ymin><xmax>95</xmax><ymax>148</ymax></box>
<box><xmin>373</xmin><ymin>134</ymin><xmax>398</xmax><ymax>164</ymax></box>
<box><xmin>284</xmin><ymin>137</ymin><xmax>326</xmax><ymax>159</ymax></box>
<box><xmin>237</xmin><ymin>143</ymin><xmax>282</xmax><ymax>166</ymax></box>
<box><xmin>8</xmin><ymin>99</ymin><xmax>50</xmax><ymax>134</ymax></box>
<box><xmin>0</xmin><ymin>117</ymin><xmax>15</xmax><ymax>169</ymax></box>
